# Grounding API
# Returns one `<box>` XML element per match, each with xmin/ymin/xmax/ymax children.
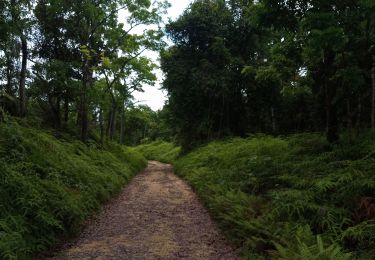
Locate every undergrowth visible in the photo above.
<box><xmin>143</xmin><ymin>132</ymin><xmax>375</xmax><ymax>259</ymax></box>
<box><xmin>0</xmin><ymin>119</ymin><xmax>147</xmax><ymax>259</ymax></box>
<box><xmin>135</xmin><ymin>141</ymin><xmax>181</xmax><ymax>163</ymax></box>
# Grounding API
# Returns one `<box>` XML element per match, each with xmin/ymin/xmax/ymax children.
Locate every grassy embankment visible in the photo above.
<box><xmin>135</xmin><ymin>141</ymin><xmax>181</xmax><ymax>163</ymax></box>
<box><xmin>137</xmin><ymin>133</ymin><xmax>375</xmax><ymax>259</ymax></box>
<box><xmin>0</xmin><ymin>119</ymin><xmax>147</xmax><ymax>259</ymax></box>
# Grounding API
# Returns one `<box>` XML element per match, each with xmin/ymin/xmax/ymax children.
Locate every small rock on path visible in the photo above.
<box><xmin>47</xmin><ymin>161</ymin><xmax>240</xmax><ymax>260</ymax></box>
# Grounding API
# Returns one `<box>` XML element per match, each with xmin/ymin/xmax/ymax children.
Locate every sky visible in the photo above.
<box><xmin>132</xmin><ymin>0</ymin><xmax>193</xmax><ymax>111</ymax></box>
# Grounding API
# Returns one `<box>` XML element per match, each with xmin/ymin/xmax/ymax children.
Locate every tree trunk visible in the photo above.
<box><xmin>110</xmin><ymin>106</ymin><xmax>116</xmax><ymax>140</ymax></box>
<box><xmin>99</xmin><ymin>107</ymin><xmax>104</xmax><ymax>144</ymax></box>
<box><xmin>356</xmin><ymin>95</ymin><xmax>362</xmax><ymax>129</ymax></box>
<box><xmin>321</xmin><ymin>49</ymin><xmax>339</xmax><ymax>143</ymax></box>
<box><xmin>80</xmin><ymin>84</ymin><xmax>88</xmax><ymax>142</ymax></box>
<box><xmin>371</xmin><ymin>55</ymin><xmax>375</xmax><ymax>128</ymax></box>
<box><xmin>346</xmin><ymin>99</ymin><xmax>352</xmax><ymax>129</ymax></box>
<box><xmin>325</xmin><ymin>83</ymin><xmax>339</xmax><ymax>143</ymax></box>
<box><xmin>64</xmin><ymin>96</ymin><xmax>69</xmax><ymax>126</ymax></box>
<box><xmin>80</xmin><ymin>58</ymin><xmax>91</xmax><ymax>142</ymax></box>
<box><xmin>119</xmin><ymin>105</ymin><xmax>125</xmax><ymax>144</ymax></box>
<box><xmin>271</xmin><ymin>106</ymin><xmax>276</xmax><ymax>133</ymax></box>
<box><xmin>47</xmin><ymin>95</ymin><xmax>61</xmax><ymax>128</ymax></box>
<box><xmin>56</xmin><ymin>96</ymin><xmax>61</xmax><ymax>128</ymax></box>
<box><xmin>19</xmin><ymin>34</ymin><xmax>27</xmax><ymax>117</ymax></box>
<box><xmin>106</xmin><ymin>110</ymin><xmax>112</xmax><ymax>139</ymax></box>
<box><xmin>106</xmin><ymin>105</ymin><xmax>117</xmax><ymax>140</ymax></box>
<box><xmin>6</xmin><ymin>55</ymin><xmax>13</xmax><ymax>95</ymax></box>
<box><xmin>106</xmin><ymin>92</ymin><xmax>117</xmax><ymax>140</ymax></box>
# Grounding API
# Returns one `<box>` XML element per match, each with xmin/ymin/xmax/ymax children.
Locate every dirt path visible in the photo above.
<box><xmin>48</xmin><ymin>161</ymin><xmax>240</xmax><ymax>260</ymax></box>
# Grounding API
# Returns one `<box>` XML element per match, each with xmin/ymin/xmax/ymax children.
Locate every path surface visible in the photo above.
<box><xmin>48</xmin><ymin>161</ymin><xmax>240</xmax><ymax>260</ymax></box>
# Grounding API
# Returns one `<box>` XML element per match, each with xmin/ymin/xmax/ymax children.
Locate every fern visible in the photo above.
<box><xmin>342</xmin><ymin>220</ymin><xmax>375</xmax><ymax>250</ymax></box>
<box><xmin>272</xmin><ymin>226</ymin><xmax>352</xmax><ymax>260</ymax></box>
<box><xmin>156</xmin><ymin>132</ymin><xmax>375</xmax><ymax>258</ymax></box>
<box><xmin>0</xmin><ymin>120</ymin><xmax>147</xmax><ymax>258</ymax></box>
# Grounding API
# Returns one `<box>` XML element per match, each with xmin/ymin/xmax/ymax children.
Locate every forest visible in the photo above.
<box><xmin>0</xmin><ymin>0</ymin><xmax>375</xmax><ymax>259</ymax></box>
<box><xmin>161</xmin><ymin>0</ymin><xmax>375</xmax><ymax>147</ymax></box>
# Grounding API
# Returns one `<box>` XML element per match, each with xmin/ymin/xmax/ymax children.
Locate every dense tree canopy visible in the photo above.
<box><xmin>161</xmin><ymin>0</ymin><xmax>375</xmax><ymax>147</ymax></box>
<box><xmin>1</xmin><ymin>0</ymin><xmax>374</xmax><ymax>147</ymax></box>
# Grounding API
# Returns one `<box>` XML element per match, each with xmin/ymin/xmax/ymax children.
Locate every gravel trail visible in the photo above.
<box><xmin>48</xmin><ymin>161</ymin><xmax>240</xmax><ymax>260</ymax></box>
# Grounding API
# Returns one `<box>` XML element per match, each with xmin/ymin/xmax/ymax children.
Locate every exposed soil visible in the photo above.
<box><xmin>47</xmin><ymin>161</ymin><xmax>240</xmax><ymax>260</ymax></box>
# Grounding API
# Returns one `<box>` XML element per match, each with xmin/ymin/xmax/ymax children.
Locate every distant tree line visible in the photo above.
<box><xmin>161</xmin><ymin>0</ymin><xmax>375</xmax><ymax>147</ymax></box>
<box><xmin>0</xmin><ymin>0</ymin><xmax>169</xmax><ymax>143</ymax></box>
<box><xmin>122</xmin><ymin>104</ymin><xmax>175</xmax><ymax>145</ymax></box>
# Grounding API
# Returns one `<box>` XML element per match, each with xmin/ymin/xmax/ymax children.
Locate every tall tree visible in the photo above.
<box><xmin>74</xmin><ymin>0</ymin><xmax>166</xmax><ymax>142</ymax></box>
<box><xmin>162</xmin><ymin>0</ymin><xmax>264</xmax><ymax>147</ymax></box>
<box><xmin>11</xmin><ymin>0</ymin><xmax>33</xmax><ymax>117</ymax></box>
<box><xmin>30</xmin><ymin>0</ymin><xmax>167</xmax><ymax>140</ymax></box>
<box><xmin>360</xmin><ymin>0</ymin><xmax>375</xmax><ymax>128</ymax></box>
<box><xmin>0</xmin><ymin>0</ymin><xmax>33</xmax><ymax>116</ymax></box>
<box><xmin>162</xmin><ymin>0</ymin><xmax>375</xmax><ymax>146</ymax></box>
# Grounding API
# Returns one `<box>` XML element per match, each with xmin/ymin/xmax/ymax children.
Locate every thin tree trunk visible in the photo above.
<box><xmin>6</xmin><ymin>55</ymin><xmax>13</xmax><ymax>95</ymax></box>
<box><xmin>119</xmin><ymin>105</ymin><xmax>125</xmax><ymax>144</ymax></box>
<box><xmin>47</xmin><ymin>95</ymin><xmax>61</xmax><ymax>128</ymax></box>
<box><xmin>106</xmin><ymin>110</ymin><xmax>112</xmax><ymax>139</ymax></box>
<box><xmin>322</xmin><ymin>49</ymin><xmax>339</xmax><ymax>143</ymax></box>
<box><xmin>106</xmin><ymin>106</ymin><xmax>117</xmax><ymax>140</ymax></box>
<box><xmin>218</xmin><ymin>94</ymin><xmax>225</xmax><ymax>137</ymax></box>
<box><xmin>19</xmin><ymin>34</ymin><xmax>27</xmax><ymax>117</ymax></box>
<box><xmin>325</xmin><ymin>84</ymin><xmax>339</xmax><ymax>143</ymax></box>
<box><xmin>110</xmin><ymin>106</ymin><xmax>116</xmax><ymax>140</ymax></box>
<box><xmin>56</xmin><ymin>96</ymin><xmax>61</xmax><ymax>128</ymax></box>
<box><xmin>371</xmin><ymin>55</ymin><xmax>375</xmax><ymax>128</ymax></box>
<box><xmin>356</xmin><ymin>95</ymin><xmax>362</xmax><ymax>129</ymax></box>
<box><xmin>64</xmin><ymin>96</ymin><xmax>69</xmax><ymax>126</ymax></box>
<box><xmin>9</xmin><ymin>0</ymin><xmax>16</xmax><ymax>97</ymax></box>
<box><xmin>80</xmin><ymin>85</ymin><xmax>88</xmax><ymax>142</ymax></box>
<box><xmin>107</xmin><ymin>92</ymin><xmax>117</xmax><ymax>140</ymax></box>
<box><xmin>346</xmin><ymin>99</ymin><xmax>352</xmax><ymax>129</ymax></box>
<box><xmin>99</xmin><ymin>107</ymin><xmax>104</xmax><ymax>144</ymax></box>
<box><xmin>80</xmin><ymin>58</ymin><xmax>91</xmax><ymax>142</ymax></box>
<box><xmin>271</xmin><ymin>106</ymin><xmax>276</xmax><ymax>133</ymax></box>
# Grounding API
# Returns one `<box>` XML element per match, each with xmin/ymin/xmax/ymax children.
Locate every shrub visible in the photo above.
<box><xmin>0</xmin><ymin>120</ymin><xmax>147</xmax><ymax>259</ymax></box>
<box><xmin>135</xmin><ymin>141</ymin><xmax>181</xmax><ymax>163</ymax></box>
<box><xmin>172</xmin><ymin>133</ymin><xmax>375</xmax><ymax>258</ymax></box>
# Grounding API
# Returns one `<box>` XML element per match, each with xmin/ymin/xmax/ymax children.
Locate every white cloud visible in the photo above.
<box><xmin>167</xmin><ymin>0</ymin><xmax>193</xmax><ymax>20</ymax></box>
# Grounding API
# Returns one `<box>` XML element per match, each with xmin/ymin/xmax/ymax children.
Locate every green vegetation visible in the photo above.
<box><xmin>123</xmin><ymin>105</ymin><xmax>175</xmax><ymax>146</ymax></box>
<box><xmin>157</xmin><ymin>2</ymin><xmax>375</xmax><ymax>256</ymax></box>
<box><xmin>0</xmin><ymin>0</ymin><xmax>168</xmax><ymax>143</ymax></box>
<box><xmin>162</xmin><ymin>0</ymin><xmax>375</xmax><ymax>147</ymax></box>
<box><xmin>135</xmin><ymin>141</ymin><xmax>181</xmax><ymax>163</ymax></box>
<box><xmin>138</xmin><ymin>132</ymin><xmax>375</xmax><ymax>259</ymax></box>
<box><xmin>0</xmin><ymin>118</ymin><xmax>146</xmax><ymax>259</ymax></box>
<box><xmin>2</xmin><ymin>0</ymin><xmax>375</xmax><ymax>259</ymax></box>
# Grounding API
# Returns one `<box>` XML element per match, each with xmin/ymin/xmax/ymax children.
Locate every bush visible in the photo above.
<box><xmin>172</xmin><ymin>133</ymin><xmax>375</xmax><ymax>259</ymax></box>
<box><xmin>135</xmin><ymin>141</ymin><xmax>181</xmax><ymax>163</ymax></box>
<box><xmin>0</xmin><ymin>120</ymin><xmax>147</xmax><ymax>259</ymax></box>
